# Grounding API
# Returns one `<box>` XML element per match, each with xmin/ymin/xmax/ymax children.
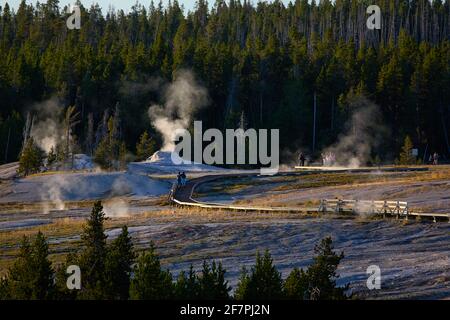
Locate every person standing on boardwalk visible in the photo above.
<box><xmin>433</xmin><ymin>152</ymin><xmax>439</xmax><ymax>165</ymax></box>
<box><xmin>181</xmin><ymin>172</ymin><xmax>187</xmax><ymax>186</ymax></box>
<box><xmin>300</xmin><ymin>153</ymin><xmax>306</xmax><ymax>166</ymax></box>
<box><xmin>177</xmin><ymin>172</ymin><xmax>182</xmax><ymax>186</ymax></box>
<box><xmin>298</xmin><ymin>152</ymin><xmax>306</xmax><ymax>167</ymax></box>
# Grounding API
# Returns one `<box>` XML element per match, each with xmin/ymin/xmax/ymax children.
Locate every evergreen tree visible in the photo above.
<box><xmin>234</xmin><ymin>266</ymin><xmax>251</xmax><ymax>300</ymax></box>
<box><xmin>129</xmin><ymin>243</ymin><xmax>174</xmax><ymax>300</ymax></box>
<box><xmin>47</xmin><ymin>146</ymin><xmax>57</xmax><ymax>167</ymax></box>
<box><xmin>174</xmin><ymin>265</ymin><xmax>199</xmax><ymax>299</ymax></box>
<box><xmin>53</xmin><ymin>252</ymin><xmax>79</xmax><ymax>300</ymax></box>
<box><xmin>302</xmin><ymin>237</ymin><xmax>347</xmax><ymax>300</ymax></box>
<box><xmin>93</xmin><ymin>137</ymin><xmax>111</xmax><ymax>170</ymax></box>
<box><xmin>399</xmin><ymin>135</ymin><xmax>416</xmax><ymax>165</ymax></box>
<box><xmin>18</xmin><ymin>137</ymin><xmax>44</xmax><ymax>176</ymax></box>
<box><xmin>235</xmin><ymin>250</ymin><xmax>283</xmax><ymax>300</ymax></box>
<box><xmin>105</xmin><ymin>226</ymin><xmax>135</xmax><ymax>300</ymax></box>
<box><xmin>136</xmin><ymin>131</ymin><xmax>156</xmax><ymax>161</ymax></box>
<box><xmin>283</xmin><ymin>267</ymin><xmax>309</xmax><ymax>300</ymax></box>
<box><xmin>197</xmin><ymin>261</ymin><xmax>231</xmax><ymax>300</ymax></box>
<box><xmin>3</xmin><ymin>232</ymin><xmax>54</xmax><ymax>300</ymax></box>
<box><xmin>77</xmin><ymin>201</ymin><xmax>108</xmax><ymax>299</ymax></box>
<box><xmin>93</xmin><ymin>113</ymin><xmax>128</xmax><ymax>170</ymax></box>
<box><xmin>118</xmin><ymin>141</ymin><xmax>128</xmax><ymax>170</ymax></box>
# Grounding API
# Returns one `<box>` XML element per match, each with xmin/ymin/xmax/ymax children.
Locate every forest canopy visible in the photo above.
<box><xmin>0</xmin><ymin>0</ymin><xmax>449</xmax><ymax>164</ymax></box>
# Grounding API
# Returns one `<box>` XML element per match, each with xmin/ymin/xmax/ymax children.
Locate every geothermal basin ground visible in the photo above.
<box><xmin>0</xmin><ymin>157</ymin><xmax>449</xmax><ymax>299</ymax></box>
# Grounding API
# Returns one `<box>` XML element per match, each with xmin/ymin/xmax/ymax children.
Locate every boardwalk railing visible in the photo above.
<box><xmin>173</xmin><ymin>195</ymin><xmax>449</xmax><ymax>222</ymax></box>
<box><xmin>318</xmin><ymin>199</ymin><xmax>449</xmax><ymax>222</ymax></box>
<box><xmin>318</xmin><ymin>199</ymin><xmax>409</xmax><ymax>217</ymax></box>
<box><xmin>172</xmin><ymin>197</ymin><xmax>316</xmax><ymax>213</ymax></box>
<box><xmin>170</xmin><ymin>175</ymin><xmax>449</xmax><ymax>222</ymax></box>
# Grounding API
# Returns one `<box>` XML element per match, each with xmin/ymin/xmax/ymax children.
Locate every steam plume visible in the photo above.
<box><xmin>323</xmin><ymin>95</ymin><xmax>387</xmax><ymax>168</ymax></box>
<box><xmin>103</xmin><ymin>198</ymin><xmax>130</xmax><ymax>218</ymax></box>
<box><xmin>30</xmin><ymin>98</ymin><xmax>65</xmax><ymax>153</ymax></box>
<box><xmin>148</xmin><ymin>70</ymin><xmax>209</xmax><ymax>151</ymax></box>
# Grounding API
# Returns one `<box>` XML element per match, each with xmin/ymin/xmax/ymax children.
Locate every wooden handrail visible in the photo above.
<box><xmin>171</xmin><ymin>175</ymin><xmax>449</xmax><ymax>222</ymax></box>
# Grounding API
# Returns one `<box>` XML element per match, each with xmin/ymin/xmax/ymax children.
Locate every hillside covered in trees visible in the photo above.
<box><xmin>0</xmin><ymin>0</ymin><xmax>449</xmax><ymax>164</ymax></box>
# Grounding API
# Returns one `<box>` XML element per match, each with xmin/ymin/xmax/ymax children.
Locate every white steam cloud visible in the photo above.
<box><xmin>30</xmin><ymin>98</ymin><xmax>65</xmax><ymax>153</ymax></box>
<box><xmin>148</xmin><ymin>70</ymin><xmax>209</xmax><ymax>151</ymax></box>
<box><xmin>41</xmin><ymin>175</ymin><xmax>69</xmax><ymax>213</ymax></box>
<box><xmin>323</xmin><ymin>95</ymin><xmax>387</xmax><ymax>168</ymax></box>
<box><xmin>103</xmin><ymin>198</ymin><xmax>130</xmax><ymax>218</ymax></box>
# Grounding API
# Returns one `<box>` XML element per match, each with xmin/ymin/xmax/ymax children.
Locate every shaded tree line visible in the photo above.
<box><xmin>0</xmin><ymin>0</ymin><xmax>449</xmax><ymax>164</ymax></box>
<box><xmin>16</xmin><ymin>109</ymin><xmax>156</xmax><ymax>175</ymax></box>
<box><xmin>0</xmin><ymin>201</ymin><xmax>349</xmax><ymax>300</ymax></box>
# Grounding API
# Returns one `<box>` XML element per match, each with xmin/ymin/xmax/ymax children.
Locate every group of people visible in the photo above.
<box><xmin>298</xmin><ymin>151</ymin><xmax>337</xmax><ymax>167</ymax></box>
<box><xmin>177</xmin><ymin>172</ymin><xmax>187</xmax><ymax>186</ymax></box>
<box><xmin>321</xmin><ymin>151</ymin><xmax>336</xmax><ymax>167</ymax></box>
<box><xmin>428</xmin><ymin>152</ymin><xmax>439</xmax><ymax>165</ymax></box>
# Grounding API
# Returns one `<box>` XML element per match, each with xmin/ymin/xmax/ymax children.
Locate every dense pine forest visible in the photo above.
<box><xmin>0</xmin><ymin>0</ymin><xmax>449</xmax><ymax>164</ymax></box>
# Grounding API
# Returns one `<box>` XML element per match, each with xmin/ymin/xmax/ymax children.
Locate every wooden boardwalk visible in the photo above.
<box><xmin>293</xmin><ymin>166</ymin><xmax>429</xmax><ymax>173</ymax></box>
<box><xmin>171</xmin><ymin>173</ymin><xmax>449</xmax><ymax>222</ymax></box>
